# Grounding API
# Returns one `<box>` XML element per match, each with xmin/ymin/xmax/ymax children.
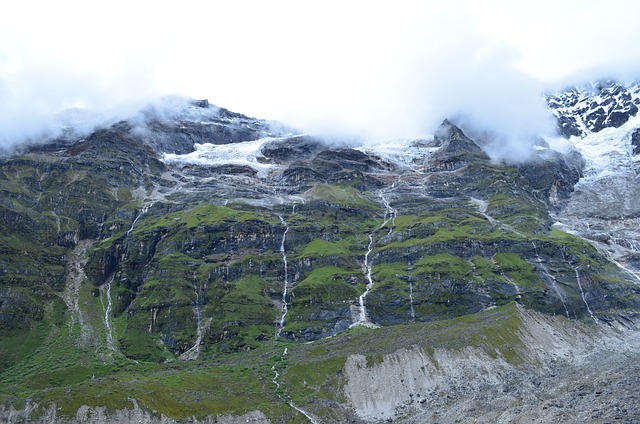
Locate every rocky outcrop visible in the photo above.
<box><xmin>516</xmin><ymin>147</ymin><xmax>584</xmax><ymax>211</ymax></box>
<box><xmin>547</xmin><ymin>80</ymin><xmax>640</xmax><ymax>138</ymax></box>
<box><xmin>632</xmin><ymin>128</ymin><xmax>640</xmax><ymax>155</ymax></box>
<box><xmin>260</xmin><ymin>135</ymin><xmax>326</xmax><ymax>163</ymax></box>
<box><xmin>138</xmin><ymin>98</ymin><xmax>284</xmax><ymax>154</ymax></box>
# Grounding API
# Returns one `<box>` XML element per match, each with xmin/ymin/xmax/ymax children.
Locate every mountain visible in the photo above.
<box><xmin>545</xmin><ymin>79</ymin><xmax>640</xmax><ymax>138</ymax></box>
<box><xmin>546</xmin><ymin>80</ymin><xmax>640</xmax><ymax>291</ymax></box>
<box><xmin>2</xmin><ymin>87</ymin><xmax>640</xmax><ymax>423</ymax></box>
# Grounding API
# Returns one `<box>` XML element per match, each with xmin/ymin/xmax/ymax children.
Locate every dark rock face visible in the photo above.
<box><xmin>516</xmin><ymin>148</ymin><xmax>584</xmax><ymax>212</ymax></box>
<box><xmin>547</xmin><ymin>80</ymin><xmax>640</xmax><ymax>138</ymax></box>
<box><xmin>632</xmin><ymin>128</ymin><xmax>640</xmax><ymax>155</ymax></box>
<box><xmin>260</xmin><ymin>135</ymin><xmax>325</xmax><ymax>163</ymax></box>
<box><xmin>128</xmin><ymin>98</ymin><xmax>288</xmax><ymax>155</ymax></box>
<box><xmin>428</xmin><ymin>120</ymin><xmax>490</xmax><ymax>171</ymax></box>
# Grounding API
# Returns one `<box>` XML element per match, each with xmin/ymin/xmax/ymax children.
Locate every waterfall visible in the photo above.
<box><xmin>409</xmin><ymin>280</ymin><xmax>416</xmax><ymax>322</ymax></box>
<box><xmin>126</xmin><ymin>203</ymin><xmax>153</xmax><ymax>237</ymax></box>
<box><xmin>180</xmin><ymin>271</ymin><xmax>209</xmax><ymax>360</ymax></box>
<box><xmin>500</xmin><ymin>270</ymin><xmax>522</xmax><ymax>298</ymax></box>
<box><xmin>352</xmin><ymin>191</ymin><xmax>398</xmax><ymax>327</ymax></box>
<box><xmin>532</xmin><ymin>242</ymin><xmax>570</xmax><ymax>318</ymax></box>
<box><xmin>379</xmin><ymin>192</ymin><xmax>397</xmax><ymax>233</ymax></box>
<box><xmin>470</xmin><ymin>197</ymin><xmax>525</xmax><ymax>237</ymax></box>
<box><xmin>574</xmin><ymin>267</ymin><xmax>597</xmax><ymax>324</ymax></box>
<box><xmin>271</xmin><ymin>348</ymin><xmax>320</xmax><ymax>423</ymax></box>
<box><xmin>612</xmin><ymin>237</ymin><xmax>640</xmax><ymax>252</ymax></box>
<box><xmin>587</xmin><ymin>239</ymin><xmax>640</xmax><ymax>285</ymax></box>
<box><xmin>148</xmin><ymin>307</ymin><xmax>158</xmax><ymax>333</ymax></box>
<box><xmin>351</xmin><ymin>233</ymin><xmax>376</xmax><ymax>327</ymax></box>
<box><xmin>276</xmin><ymin>215</ymin><xmax>290</xmax><ymax>337</ymax></box>
<box><xmin>100</xmin><ymin>274</ymin><xmax>117</xmax><ymax>351</ymax></box>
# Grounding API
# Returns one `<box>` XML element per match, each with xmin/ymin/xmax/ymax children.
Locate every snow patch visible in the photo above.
<box><xmin>162</xmin><ymin>138</ymin><xmax>280</xmax><ymax>178</ymax></box>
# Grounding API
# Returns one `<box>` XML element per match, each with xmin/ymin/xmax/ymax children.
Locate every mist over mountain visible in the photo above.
<box><xmin>5</xmin><ymin>1</ymin><xmax>640</xmax><ymax>158</ymax></box>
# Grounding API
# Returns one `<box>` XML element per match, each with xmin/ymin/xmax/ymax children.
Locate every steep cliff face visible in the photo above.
<box><xmin>546</xmin><ymin>80</ymin><xmax>640</xmax><ymax>138</ymax></box>
<box><xmin>1</xmin><ymin>95</ymin><xmax>640</xmax><ymax>423</ymax></box>
<box><xmin>547</xmin><ymin>81</ymin><xmax>640</xmax><ymax>295</ymax></box>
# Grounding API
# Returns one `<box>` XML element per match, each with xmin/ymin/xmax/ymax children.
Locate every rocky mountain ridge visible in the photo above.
<box><xmin>546</xmin><ymin>79</ymin><xmax>640</xmax><ymax>138</ymax></box>
<box><xmin>1</xmin><ymin>84</ymin><xmax>640</xmax><ymax>423</ymax></box>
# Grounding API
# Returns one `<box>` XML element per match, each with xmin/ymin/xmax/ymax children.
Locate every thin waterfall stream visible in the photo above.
<box><xmin>271</xmin><ymin>348</ymin><xmax>320</xmax><ymax>424</ymax></box>
<box><xmin>574</xmin><ymin>267</ymin><xmax>597</xmax><ymax>323</ymax></box>
<box><xmin>352</xmin><ymin>233</ymin><xmax>375</xmax><ymax>326</ymax></box>
<box><xmin>180</xmin><ymin>271</ymin><xmax>210</xmax><ymax>360</ymax></box>
<box><xmin>276</xmin><ymin>215</ymin><xmax>290</xmax><ymax>337</ymax></box>
<box><xmin>589</xmin><ymin>239</ymin><xmax>640</xmax><ymax>285</ymax></box>
<box><xmin>532</xmin><ymin>242</ymin><xmax>570</xmax><ymax>318</ymax></box>
<box><xmin>100</xmin><ymin>273</ymin><xmax>117</xmax><ymax>351</ymax></box>
<box><xmin>126</xmin><ymin>203</ymin><xmax>153</xmax><ymax>237</ymax></box>
<box><xmin>352</xmin><ymin>191</ymin><xmax>397</xmax><ymax>327</ymax></box>
<box><xmin>408</xmin><ymin>280</ymin><xmax>416</xmax><ymax>322</ymax></box>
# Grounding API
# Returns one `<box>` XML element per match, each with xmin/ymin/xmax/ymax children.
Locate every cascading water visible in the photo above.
<box><xmin>531</xmin><ymin>242</ymin><xmax>570</xmax><ymax>318</ymax></box>
<box><xmin>352</xmin><ymin>233</ymin><xmax>375</xmax><ymax>326</ymax></box>
<box><xmin>126</xmin><ymin>203</ymin><xmax>153</xmax><ymax>237</ymax></box>
<box><xmin>574</xmin><ymin>237</ymin><xmax>640</xmax><ymax>285</ymax></box>
<box><xmin>271</xmin><ymin>348</ymin><xmax>320</xmax><ymax>424</ymax></box>
<box><xmin>470</xmin><ymin>197</ymin><xmax>525</xmax><ymax>237</ymax></box>
<box><xmin>574</xmin><ymin>267</ymin><xmax>597</xmax><ymax>323</ymax></box>
<box><xmin>612</xmin><ymin>237</ymin><xmax>640</xmax><ymax>252</ymax></box>
<box><xmin>379</xmin><ymin>192</ymin><xmax>397</xmax><ymax>233</ymax></box>
<box><xmin>276</xmin><ymin>215</ymin><xmax>290</xmax><ymax>337</ymax></box>
<box><xmin>408</xmin><ymin>280</ymin><xmax>416</xmax><ymax>322</ymax></box>
<box><xmin>148</xmin><ymin>307</ymin><xmax>158</xmax><ymax>333</ymax></box>
<box><xmin>100</xmin><ymin>274</ymin><xmax>117</xmax><ymax>351</ymax></box>
<box><xmin>352</xmin><ymin>192</ymin><xmax>398</xmax><ymax>327</ymax></box>
<box><xmin>180</xmin><ymin>271</ymin><xmax>209</xmax><ymax>360</ymax></box>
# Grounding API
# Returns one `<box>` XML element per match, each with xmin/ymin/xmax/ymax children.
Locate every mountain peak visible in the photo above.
<box><xmin>431</xmin><ymin>119</ymin><xmax>489</xmax><ymax>161</ymax></box>
<box><xmin>546</xmin><ymin>79</ymin><xmax>640</xmax><ymax>138</ymax></box>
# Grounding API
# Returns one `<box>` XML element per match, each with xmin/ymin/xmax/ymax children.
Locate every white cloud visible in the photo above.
<box><xmin>1</xmin><ymin>0</ymin><xmax>639</xmax><ymax>150</ymax></box>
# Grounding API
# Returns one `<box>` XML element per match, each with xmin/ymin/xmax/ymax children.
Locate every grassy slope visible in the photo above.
<box><xmin>0</xmin><ymin>303</ymin><xmax>528</xmax><ymax>422</ymax></box>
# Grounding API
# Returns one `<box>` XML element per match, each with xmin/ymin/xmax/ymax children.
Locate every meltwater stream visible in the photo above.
<box><xmin>532</xmin><ymin>242</ymin><xmax>570</xmax><ymax>318</ymax></box>
<box><xmin>352</xmin><ymin>191</ymin><xmax>398</xmax><ymax>327</ymax></box>
<box><xmin>126</xmin><ymin>203</ymin><xmax>153</xmax><ymax>237</ymax></box>
<box><xmin>276</xmin><ymin>215</ymin><xmax>290</xmax><ymax>338</ymax></box>
<box><xmin>469</xmin><ymin>197</ymin><xmax>525</xmax><ymax>238</ymax></box>
<box><xmin>574</xmin><ymin>267</ymin><xmax>597</xmax><ymax>323</ymax></box>
<box><xmin>379</xmin><ymin>192</ymin><xmax>397</xmax><ymax>233</ymax></box>
<box><xmin>352</xmin><ymin>233</ymin><xmax>375</xmax><ymax>326</ymax></box>
<box><xmin>100</xmin><ymin>274</ymin><xmax>117</xmax><ymax>351</ymax></box>
<box><xmin>180</xmin><ymin>271</ymin><xmax>210</xmax><ymax>360</ymax></box>
<box><xmin>271</xmin><ymin>349</ymin><xmax>320</xmax><ymax>424</ymax></box>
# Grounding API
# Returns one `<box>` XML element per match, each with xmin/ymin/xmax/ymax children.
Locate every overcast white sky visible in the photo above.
<box><xmin>1</xmin><ymin>0</ymin><xmax>640</xmax><ymax>147</ymax></box>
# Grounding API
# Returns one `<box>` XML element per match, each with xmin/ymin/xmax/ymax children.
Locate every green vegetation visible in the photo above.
<box><xmin>2</xmin><ymin>125</ymin><xmax>639</xmax><ymax>422</ymax></box>
<box><xmin>306</xmin><ymin>184</ymin><xmax>379</xmax><ymax>210</ymax></box>
<box><xmin>0</xmin><ymin>302</ymin><xmax>531</xmax><ymax>421</ymax></box>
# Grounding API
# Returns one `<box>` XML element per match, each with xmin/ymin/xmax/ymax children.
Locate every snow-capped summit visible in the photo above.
<box><xmin>547</xmin><ymin>80</ymin><xmax>640</xmax><ymax>281</ymax></box>
<box><xmin>546</xmin><ymin>80</ymin><xmax>640</xmax><ymax>138</ymax></box>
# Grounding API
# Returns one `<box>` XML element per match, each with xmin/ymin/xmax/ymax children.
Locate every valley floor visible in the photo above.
<box><xmin>2</xmin><ymin>304</ymin><xmax>640</xmax><ymax>424</ymax></box>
